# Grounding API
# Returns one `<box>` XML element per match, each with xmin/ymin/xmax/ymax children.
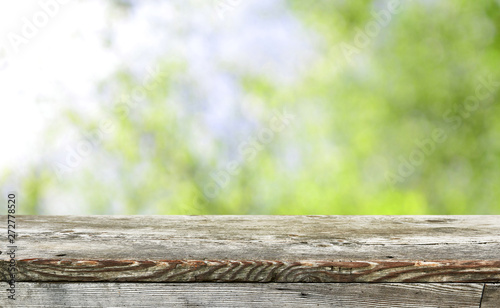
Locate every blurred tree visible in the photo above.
<box><xmin>4</xmin><ymin>0</ymin><xmax>500</xmax><ymax>214</ymax></box>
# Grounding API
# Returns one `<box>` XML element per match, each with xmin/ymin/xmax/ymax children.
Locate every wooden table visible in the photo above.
<box><xmin>1</xmin><ymin>216</ymin><xmax>499</xmax><ymax>307</ymax></box>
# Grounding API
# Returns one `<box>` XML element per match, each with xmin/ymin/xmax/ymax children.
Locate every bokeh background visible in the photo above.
<box><xmin>1</xmin><ymin>0</ymin><xmax>500</xmax><ymax>214</ymax></box>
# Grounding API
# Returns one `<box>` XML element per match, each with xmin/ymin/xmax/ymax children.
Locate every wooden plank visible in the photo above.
<box><xmin>0</xmin><ymin>282</ymin><xmax>485</xmax><ymax>308</ymax></box>
<box><xmin>1</xmin><ymin>215</ymin><xmax>499</xmax><ymax>282</ymax></box>
<box><xmin>481</xmin><ymin>284</ymin><xmax>500</xmax><ymax>308</ymax></box>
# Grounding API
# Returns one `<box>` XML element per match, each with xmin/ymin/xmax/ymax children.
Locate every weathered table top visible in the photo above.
<box><xmin>1</xmin><ymin>215</ymin><xmax>499</xmax><ymax>307</ymax></box>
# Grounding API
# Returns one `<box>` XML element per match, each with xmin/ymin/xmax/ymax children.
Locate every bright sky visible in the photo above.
<box><xmin>0</xmin><ymin>1</ymin><xmax>116</xmax><ymax>173</ymax></box>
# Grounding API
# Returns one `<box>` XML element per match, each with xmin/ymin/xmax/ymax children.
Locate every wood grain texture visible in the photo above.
<box><xmin>6</xmin><ymin>259</ymin><xmax>500</xmax><ymax>283</ymax></box>
<box><xmin>0</xmin><ymin>282</ymin><xmax>485</xmax><ymax>308</ymax></box>
<box><xmin>0</xmin><ymin>215</ymin><xmax>499</xmax><ymax>282</ymax></box>
<box><xmin>481</xmin><ymin>284</ymin><xmax>500</xmax><ymax>308</ymax></box>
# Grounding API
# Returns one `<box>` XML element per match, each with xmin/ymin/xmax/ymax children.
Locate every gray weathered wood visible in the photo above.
<box><xmin>0</xmin><ymin>282</ymin><xmax>485</xmax><ymax>308</ymax></box>
<box><xmin>481</xmin><ymin>284</ymin><xmax>500</xmax><ymax>308</ymax></box>
<box><xmin>1</xmin><ymin>215</ymin><xmax>499</xmax><ymax>282</ymax></box>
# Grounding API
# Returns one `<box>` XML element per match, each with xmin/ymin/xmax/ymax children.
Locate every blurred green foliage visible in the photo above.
<box><xmin>5</xmin><ymin>0</ymin><xmax>500</xmax><ymax>214</ymax></box>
